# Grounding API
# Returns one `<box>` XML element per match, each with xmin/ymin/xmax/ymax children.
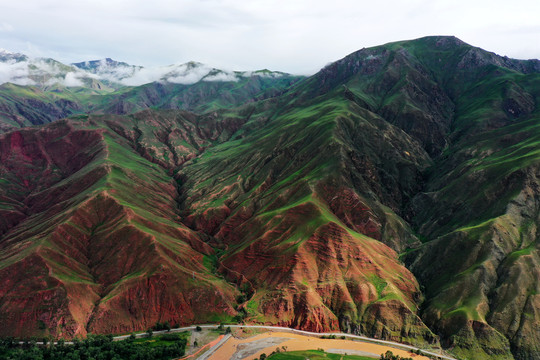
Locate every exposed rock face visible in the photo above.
<box><xmin>177</xmin><ymin>36</ymin><xmax>540</xmax><ymax>359</ymax></box>
<box><xmin>0</xmin><ymin>36</ymin><xmax>539</xmax><ymax>360</ymax></box>
<box><xmin>0</xmin><ymin>118</ymin><xmax>238</xmax><ymax>338</ymax></box>
<box><xmin>0</xmin><ymin>106</ymin><xmax>437</xmax><ymax>346</ymax></box>
<box><xmin>222</xmin><ymin>217</ymin><xmax>436</xmax><ymax>344</ymax></box>
<box><xmin>408</xmin><ymin>166</ymin><xmax>540</xmax><ymax>360</ymax></box>
<box><xmin>399</xmin><ymin>37</ymin><xmax>540</xmax><ymax>360</ymax></box>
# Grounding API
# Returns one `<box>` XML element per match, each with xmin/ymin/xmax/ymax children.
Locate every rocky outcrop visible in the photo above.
<box><xmin>0</xmin><ymin>119</ymin><xmax>238</xmax><ymax>338</ymax></box>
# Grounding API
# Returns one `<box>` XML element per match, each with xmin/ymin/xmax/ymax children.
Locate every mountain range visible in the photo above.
<box><xmin>0</xmin><ymin>49</ymin><xmax>290</xmax><ymax>88</ymax></box>
<box><xmin>0</xmin><ymin>36</ymin><xmax>539</xmax><ymax>360</ymax></box>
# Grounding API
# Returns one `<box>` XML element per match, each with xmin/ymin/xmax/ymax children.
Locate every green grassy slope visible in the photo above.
<box><xmin>93</xmin><ymin>74</ymin><xmax>303</xmax><ymax>115</ymax></box>
<box><xmin>0</xmin><ymin>116</ymin><xmax>239</xmax><ymax>338</ymax></box>
<box><xmin>0</xmin><ymin>74</ymin><xmax>303</xmax><ymax>133</ymax></box>
<box><xmin>0</xmin><ymin>83</ymin><xmax>90</xmax><ymax>131</ymax></box>
<box><xmin>404</xmin><ymin>64</ymin><xmax>540</xmax><ymax>360</ymax></box>
<box><xmin>176</xmin><ymin>78</ymin><xmax>437</xmax><ymax>344</ymax></box>
<box><xmin>176</xmin><ymin>36</ymin><xmax>540</xmax><ymax>359</ymax></box>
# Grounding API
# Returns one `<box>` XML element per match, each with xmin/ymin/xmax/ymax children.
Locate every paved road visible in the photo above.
<box><xmin>196</xmin><ymin>334</ymin><xmax>231</xmax><ymax>360</ymax></box>
<box><xmin>19</xmin><ymin>323</ymin><xmax>456</xmax><ymax>360</ymax></box>
<box><xmin>157</xmin><ymin>324</ymin><xmax>455</xmax><ymax>360</ymax></box>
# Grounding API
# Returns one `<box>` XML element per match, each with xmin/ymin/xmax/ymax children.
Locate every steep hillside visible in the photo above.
<box><xmin>177</xmin><ymin>36</ymin><xmax>540</xmax><ymax>359</ymax></box>
<box><xmin>93</xmin><ymin>73</ymin><xmax>302</xmax><ymax>115</ymax></box>
<box><xmin>0</xmin><ymin>83</ymin><xmax>94</xmax><ymax>132</ymax></box>
<box><xmin>178</xmin><ymin>92</ymin><xmax>435</xmax><ymax>342</ymax></box>
<box><xmin>0</xmin><ymin>115</ymin><xmax>241</xmax><ymax>338</ymax></box>
<box><xmin>0</xmin><ymin>53</ymin><xmax>303</xmax><ymax>132</ymax></box>
<box><xmin>0</xmin><ymin>106</ymin><xmax>439</xmax><ymax>348</ymax></box>
<box><xmin>0</xmin><ymin>76</ymin><xmax>301</xmax><ymax>133</ymax></box>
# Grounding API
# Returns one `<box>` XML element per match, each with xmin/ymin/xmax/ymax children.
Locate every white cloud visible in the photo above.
<box><xmin>117</xmin><ymin>66</ymin><xmax>168</xmax><ymax>86</ymax></box>
<box><xmin>203</xmin><ymin>71</ymin><xmax>238</xmax><ymax>82</ymax></box>
<box><xmin>0</xmin><ymin>23</ymin><xmax>14</xmax><ymax>32</ymax></box>
<box><xmin>0</xmin><ymin>0</ymin><xmax>539</xmax><ymax>74</ymax></box>
<box><xmin>0</xmin><ymin>61</ymin><xmax>34</xmax><ymax>86</ymax></box>
<box><xmin>116</xmin><ymin>62</ymin><xmax>240</xmax><ymax>86</ymax></box>
<box><xmin>0</xmin><ymin>51</ymin><xmax>247</xmax><ymax>87</ymax></box>
<box><xmin>0</xmin><ymin>56</ymin><xmax>93</xmax><ymax>87</ymax></box>
<box><xmin>63</xmin><ymin>72</ymin><xmax>84</xmax><ymax>87</ymax></box>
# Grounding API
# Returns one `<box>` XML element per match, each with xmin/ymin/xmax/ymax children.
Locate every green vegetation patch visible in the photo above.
<box><xmin>131</xmin><ymin>331</ymin><xmax>189</xmax><ymax>347</ymax></box>
<box><xmin>0</xmin><ymin>333</ymin><xmax>187</xmax><ymax>360</ymax></box>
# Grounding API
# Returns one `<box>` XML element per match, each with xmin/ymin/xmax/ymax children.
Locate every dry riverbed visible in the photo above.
<box><xmin>206</xmin><ymin>331</ymin><xmax>431</xmax><ymax>360</ymax></box>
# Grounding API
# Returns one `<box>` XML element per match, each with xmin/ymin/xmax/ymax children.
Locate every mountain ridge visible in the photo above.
<box><xmin>0</xmin><ymin>51</ymin><xmax>296</xmax><ymax>89</ymax></box>
<box><xmin>0</xmin><ymin>36</ymin><xmax>539</xmax><ymax>360</ymax></box>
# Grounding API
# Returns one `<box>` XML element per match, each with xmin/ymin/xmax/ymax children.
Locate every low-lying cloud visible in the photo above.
<box><xmin>0</xmin><ymin>51</ymin><xmax>284</xmax><ymax>88</ymax></box>
<box><xmin>0</xmin><ymin>60</ymin><xmax>36</xmax><ymax>86</ymax></box>
<box><xmin>93</xmin><ymin>61</ymin><xmax>241</xmax><ymax>86</ymax></box>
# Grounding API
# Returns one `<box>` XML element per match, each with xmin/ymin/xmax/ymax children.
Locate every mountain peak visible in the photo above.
<box><xmin>71</xmin><ymin>58</ymin><xmax>135</xmax><ymax>71</ymax></box>
<box><xmin>0</xmin><ymin>48</ymin><xmax>28</xmax><ymax>62</ymax></box>
<box><xmin>184</xmin><ymin>61</ymin><xmax>204</xmax><ymax>68</ymax></box>
<box><xmin>415</xmin><ymin>34</ymin><xmax>466</xmax><ymax>44</ymax></box>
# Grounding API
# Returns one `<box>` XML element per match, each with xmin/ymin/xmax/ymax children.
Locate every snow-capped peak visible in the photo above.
<box><xmin>0</xmin><ymin>49</ymin><xmax>291</xmax><ymax>89</ymax></box>
<box><xmin>0</xmin><ymin>49</ymin><xmax>28</xmax><ymax>63</ymax></box>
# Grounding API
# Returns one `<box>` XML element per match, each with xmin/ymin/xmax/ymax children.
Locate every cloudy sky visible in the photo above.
<box><xmin>1</xmin><ymin>0</ymin><xmax>539</xmax><ymax>74</ymax></box>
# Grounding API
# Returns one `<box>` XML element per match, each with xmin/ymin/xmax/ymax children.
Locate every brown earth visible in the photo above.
<box><xmin>206</xmin><ymin>331</ymin><xmax>431</xmax><ymax>360</ymax></box>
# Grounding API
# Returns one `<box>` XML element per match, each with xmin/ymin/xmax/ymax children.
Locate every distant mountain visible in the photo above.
<box><xmin>0</xmin><ymin>50</ymin><xmax>113</xmax><ymax>90</ymax></box>
<box><xmin>0</xmin><ymin>52</ymin><xmax>303</xmax><ymax>132</ymax></box>
<box><xmin>72</xmin><ymin>57</ymin><xmax>138</xmax><ymax>73</ymax></box>
<box><xmin>0</xmin><ymin>36</ymin><xmax>539</xmax><ymax>360</ymax></box>
<box><xmin>73</xmin><ymin>58</ymin><xmax>292</xmax><ymax>86</ymax></box>
<box><xmin>0</xmin><ymin>50</ymin><xmax>295</xmax><ymax>89</ymax></box>
<box><xmin>0</xmin><ymin>49</ymin><xmax>28</xmax><ymax>62</ymax></box>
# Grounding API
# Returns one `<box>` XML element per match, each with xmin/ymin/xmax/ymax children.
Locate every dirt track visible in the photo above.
<box><xmin>207</xmin><ymin>331</ymin><xmax>431</xmax><ymax>360</ymax></box>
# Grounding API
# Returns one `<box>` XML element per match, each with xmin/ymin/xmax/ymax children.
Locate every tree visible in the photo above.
<box><xmin>380</xmin><ymin>351</ymin><xmax>414</xmax><ymax>360</ymax></box>
<box><xmin>146</xmin><ymin>329</ymin><xmax>153</xmax><ymax>338</ymax></box>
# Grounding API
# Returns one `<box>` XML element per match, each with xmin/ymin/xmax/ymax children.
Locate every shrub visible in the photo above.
<box><xmin>160</xmin><ymin>333</ymin><xmax>181</xmax><ymax>341</ymax></box>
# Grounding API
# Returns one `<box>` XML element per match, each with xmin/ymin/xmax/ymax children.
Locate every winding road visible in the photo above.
<box><xmin>21</xmin><ymin>324</ymin><xmax>457</xmax><ymax>360</ymax></box>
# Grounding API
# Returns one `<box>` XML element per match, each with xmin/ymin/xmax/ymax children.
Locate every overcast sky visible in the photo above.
<box><xmin>1</xmin><ymin>0</ymin><xmax>539</xmax><ymax>74</ymax></box>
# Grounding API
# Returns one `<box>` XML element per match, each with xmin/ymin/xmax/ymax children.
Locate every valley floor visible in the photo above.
<box><xmin>204</xmin><ymin>331</ymin><xmax>429</xmax><ymax>360</ymax></box>
<box><xmin>167</xmin><ymin>325</ymin><xmax>451</xmax><ymax>360</ymax></box>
